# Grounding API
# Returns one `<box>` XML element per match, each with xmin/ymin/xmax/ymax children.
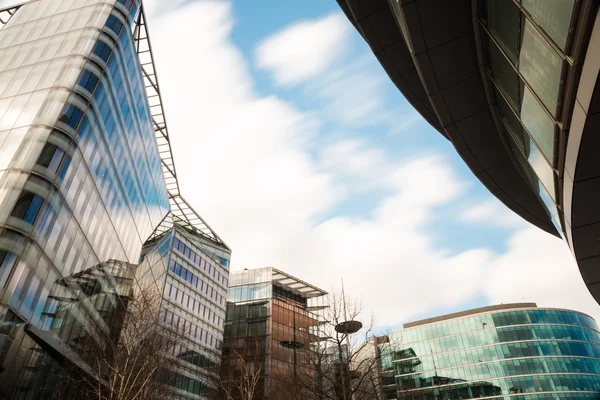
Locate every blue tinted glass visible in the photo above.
<box><xmin>93</xmin><ymin>41</ymin><xmax>111</xmax><ymax>62</ymax></box>
<box><xmin>57</xmin><ymin>154</ymin><xmax>72</xmax><ymax>181</ymax></box>
<box><xmin>106</xmin><ymin>15</ymin><xmax>124</xmax><ymax>35</ymax></box>
<box><xmin>23</xmin><ymin>195</ymin><xmax>43</xmax><ymax>224</ymax></box>
<box><xmin>59</xmin><ymin>105</ymin><xmax>83</xmax><ymax>129</ymax></box>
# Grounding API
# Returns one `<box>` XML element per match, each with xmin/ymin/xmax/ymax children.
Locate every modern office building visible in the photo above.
<box><xmin>389</xmin><ymin>303</ymin><xmax>600</xmax><ymax>399</ymax></box>
<box><xmin>336</xmin><ymin>1</ymin><xmax>600</xmax><ymax>301</ymax></box>
<box><xmin>354</xmin><ymin>335</ymin><xmax>397</xmax><ymax>400</ymax></box>
<box><xmin>220</xmin><ymin>267</ymin><xmax>327</xmax><ymax>400</ymax></box>
<box><xmin>161</xmin><ymin>221</ymin><xmax>231</xmax><ymax>399</ymax></box>
<box><xmin>0</xmin><ymin>0</ymin><xmax>230</xmax><ymax>399</ymax></box>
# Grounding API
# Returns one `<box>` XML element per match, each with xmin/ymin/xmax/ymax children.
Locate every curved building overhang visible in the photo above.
<box><xmin>338</xmin><ymin>0</ymin><xmax>600</xmax><ymax>304</ymax></box>
<box><xmin>337</xmin><ymin>0</ymin><xmax>558</xmax><ymax>236</ymax></box>
<box><xmin>337</xmin><ymin>0</ymin><xmax>444</xmax><ymax>136</ymax></box>
<box><xmin>564</xmin><ymin>10</ymin><xmax>600</xmax><ymax>302</ymax></box>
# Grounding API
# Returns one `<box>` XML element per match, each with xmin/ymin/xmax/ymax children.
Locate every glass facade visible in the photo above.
<box><xmin>0</xmin><ymin>1</ymin><xmax>231</xmax><ymax>399</ymax></box>
<box><xmin>478</xmin><ymin>0</ymin><xmax>577</xmax><ymax>234</ymax></box>
<box><xmin>161</xmin><ymin>226</ymin><xmax>231</xmax><ymax>399</ymax></box>
<box><xmin>389</xmin><ymin>305</ymin><xmax>600</xmax><ymax>400</ymax></box>
<box><xmin>221</xmin><ymin>267</ymin><xmax>327</xmax><ymax>400</ymax></box>
<box><xmin>354</xmin><ymin>335</ymin><xmax>399</xmax><ymax>400</ymax></box>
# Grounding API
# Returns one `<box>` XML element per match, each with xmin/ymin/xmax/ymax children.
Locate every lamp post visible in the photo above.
<box><xmin>334</xmin><ymin>319</ymin><xmax>362</xmax><ymax>400</ymax></box>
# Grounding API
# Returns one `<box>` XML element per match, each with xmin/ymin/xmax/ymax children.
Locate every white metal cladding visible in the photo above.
<box><xmin>131</xmin><ymin>4</ymin><xmax>229</xmax><ymax>249</ymax></box>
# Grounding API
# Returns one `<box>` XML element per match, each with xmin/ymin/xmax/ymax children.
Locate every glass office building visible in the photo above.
<box><xmin>336</xmin><ymin>1</ymin><xmax>600</xmax><ymax>302</ymax></box>
<box><xmin>389</xmin><ymin>303</ymin><xmax>600</xmax><ymax>399</ymax></box>
<box><xmin>221</xmin><ymin>267</ymin><xmax>327</xmax><ymax>400</ymax></box>
<box><xmin>161</xmin><ymin>223</ymin><xmax>231</xmax><ymax>399</ymax></box>
<box><xmin>354</xmin><ymin>335</ymin><xmax>398</xmax><ymax>400</ymax></box>
<box><xmin>0</xmin><ymin>0</ymin><xmax>231</xmax><ymax>398</ymax></box>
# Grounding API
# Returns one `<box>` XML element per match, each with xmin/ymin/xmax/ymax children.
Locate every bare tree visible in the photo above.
<box><xmin>273</xmin><ymin>289</ymin><xmax>386</xmax><ymax>400</ymax></box>
<box><xmin>88</xmin><ymin>287</ymin><xmax>179</xmax><ymax>400</ymax></box>
<box><xmin>217</xmin><ymin>338</ymin><xmax>265</xmax><ymax>400</ymax></box>
<box><xmin>49</xmin><ymin>261</ymin><xmax>182</xmax><ymax>400</ymax></box>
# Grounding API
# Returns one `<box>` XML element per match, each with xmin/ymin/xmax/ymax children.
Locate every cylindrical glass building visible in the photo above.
<box><xmin>390</xmin><ymin>303</ymin><xmax>600</xmax><ymax>399</ymax></box>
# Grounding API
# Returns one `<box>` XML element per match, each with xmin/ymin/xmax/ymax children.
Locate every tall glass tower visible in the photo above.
<box><xmin>0</xmin><ymin>1</ymin><xmax>230</xmax><ymax>398</ymax></box>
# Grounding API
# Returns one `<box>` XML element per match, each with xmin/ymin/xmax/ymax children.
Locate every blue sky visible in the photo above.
<box><xmin>139</xmin><ymin>0</ymin><xmax>600</xmax><ymax>330</ymax></box>
<box><xmin>231</xmin><ymin>1</ymin><xmax>511</xmax><ymax>254</ymax></box>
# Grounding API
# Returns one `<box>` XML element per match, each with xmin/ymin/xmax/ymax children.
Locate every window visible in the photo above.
<box><xmin>482</xmin><ymin>0</ymin><xmax>521</xmax><ymax>64</ymax></box>
<box><xmin>37</xmin><ymin>143</ymin><xmax>65</xmax><ymax>174</ymax></box>
<box><xmin>522</xmin><ymin>0</ymin><xmax>575</xmax><ymax>50</ymax></box>
<box><xmin>488</xmin><ymin>38</ymin><xmax>522</xmax><ymax>111</ymax></box>
<box><xmin>491</xmin><ymin>82</ymin><xmax>525</xmax><ymax>151</ymax></box>
<box><xmin>520</xmin><ymin>86</ymin><xmax>555</xmax><ymax>162</ymax></box>
<box><xmin>12</xmin><ymin>192</ymin><xmax>44</xmax><ymax>224</ymax></box>
<box><xmin>106</xmin><ymin>15</ymin><xmax>124</xmax><ymax>35</ymax></box>
<box><xmin>77</xmin><ymin>70</ymin><xmax>99</xmax><ymax>93</ymax></box>
<box><xmin>117</xmin><ymin>0</ymin><xmax>135</xmax><ymax>10</ymax></box>
<box><xmin>58</xmin><ymin>104</ymin><xmax>83</xmax><ymax>130</ymax></box>
<box><xmin>519</xmin><ymin>20</ymin><xmax>563</xmax><ymax>115</ymax></box>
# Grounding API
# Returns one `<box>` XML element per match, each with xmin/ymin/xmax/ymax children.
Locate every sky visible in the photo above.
<box><xmin>2</xmin><ymin>0</ymin><xmax>599</xmax><ymax>331</ymax></box>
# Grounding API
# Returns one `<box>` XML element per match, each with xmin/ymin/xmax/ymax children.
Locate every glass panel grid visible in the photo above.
<box><xmin>391</xmin><ymin>309</ymin><xmax>600</xmax><ymax>399</ymax></box>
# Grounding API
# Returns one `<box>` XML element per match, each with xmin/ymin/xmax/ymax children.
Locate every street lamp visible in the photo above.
<box><xmin>333</xmin><ymin>319</ymin><xmax>362</xmax><ymax>400</ymax></box>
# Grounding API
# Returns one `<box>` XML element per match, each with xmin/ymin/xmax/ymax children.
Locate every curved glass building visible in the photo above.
<box><xmin>389</xmin><ymin>303</ymin><xmax>600</xmax><ymax>399</ymax></box>
<box><xmin>336</xmin><ymin>1</ymin><xmax>600</xmax><ymax>302</ymax></box>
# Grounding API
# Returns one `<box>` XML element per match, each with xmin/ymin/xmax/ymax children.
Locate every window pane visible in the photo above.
<box><xmin>488</xmin><ymin>38</ymin><xmax>522</xmax><ymax>110</ymax></box>
<box><xmin>37</xmin><ymin>143</ymin><xmax>57</xmax><ymax>168</ymax></box>
<box><xmin>11</xmin><ymin>192</ymin><xmax>35</xmax><ymax>220</ymax></box>
<box><xmin>12</xmin><ymin>192</ymin><xmax>43</xmax><ymax>224</ymax></box>
<box><xmin>483</xmin><ymin>0</ymin><xmax>521</xmax><ymax>64</ymax></box>
<box><xmin>520</xmin><ymin>86</ymin><xmax>555</xmax><ymax>164</ymax></box>
<box><xmin>494</xmin><ymin>85</ymin><xmax>525</xmax><ymax>151</ymax></box>
<box><xmin>522</xmin><ymin>0</ymin><xmax>575</xmax><ymax>50</ymax></box>
<box><xmin>519</xmin><ymin>20</ymin><xmax>563</xmax><ymax>116</ymax></box>
<box><xmin>525</xmin><ymin>135</ymin><xmax>555</xmax><ymax>200</ymax></box>
<box><xmin>502</xmin><ymin>112</ymin><xmax>555</xmax><ymax>202</ymax></box>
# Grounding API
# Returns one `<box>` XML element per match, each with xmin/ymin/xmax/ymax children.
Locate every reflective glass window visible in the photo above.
<box><xmin>520</xmin><ymin>86</ymin><xmax>555</xmax><ymax>162</ymax></box>
<box><xmin>12</xmin><ymin>191</ymin><xmax>43</xmax><ymax>224</ymax></box>
<box><xmin>488</xmin><ymin>38</ymin><xmax>522</xmax><ymax>110</ymax></box>
<box><xmin>522</xmin><ymin>0</ymin><xmax>575</xmax><ymax>50</ymax></box>
<box><xmin>37</xmin><ymin>143</ymin><xmax>65</xmax><ymax>174</ymax></box>
<box><xmin>117</xmin><ymin>0</ymin><xmax>135</xmax><ymax>10</ymax></box>
<box><xmin>492</xmin><ymin>82</ymin><xmax>525</xmax><ymax>150</ymax></box>
<box><xmin>519</xmin><ymin>20</ymin><xmax>563</xmax><ymax>115</ymax></box>
<box><xmin>77</xmin><ymin>70</ymin><xmax>99</xmax><ymax>93</ymax></box>
<box><xmin>58</xmin><ymin>104</ymin><xmax>83</xmax><ymax>130</ymax></box>
<box><xmin>106</xmin><ymin>15</ymin><xmax>123</xmax><ymax>36</ymax></box>
<box><xmin>523</xmin><ymin>127</ymin><xmax>555</xmax><ymax>197</ymax></box>
<box><xmin>92</xmin><ymin>40</ymin><xmax>112</xmax><ymax>63</ymax></box>
<box><xmin>492</xmin><ymin>83</ymin><xmax>555</xmax><ymax>199</ymax></box>
<box><xmin>481</xmin><ymin>0</ymin><xmax>521</xmax><ymax>63</ymax></box>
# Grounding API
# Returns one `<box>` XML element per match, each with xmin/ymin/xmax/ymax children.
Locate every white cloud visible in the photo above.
<box><xmin>314</xmin><ymin>57</ymin><xmax>388</xmax><ymax>126</ymax></box>
<box><xmin>318</xmin><ymin>138</ymin><xmax>390</xmax><ymax>193</ymax></box>
<box><xmin>255</xmin><ymin>9</ymin><xmax>421</xmax><ymax>134</ymax></box>
<box><xmin>142</xmin><ymin>0</ymin><xmax>187</xmax><ymax>18</ymax></box>
<box><xmin>460</xmin><ymin>198</ymin><xmax>525</xmax><ymax>229</ymax></box>
<box><xmin>147</xmin><ymin>1</ymin><xmax>342</xmax><ymax>265</ymax></box>
<box><xmin>146</xmin><ymin>1</ymin><xmax>600</xmax><ymax>330</ymax></box>
<box><xmin>255</xmin><ymin>12</ymin><xmax>350</xmax><ymax>87</ymax></box>
<box><xmin>307</xmin><ymin>55</ymin><xmax>421</xmax><ymax>131</ymax></box>
<box><xmin>484</xmin><ymin>227</ymin><xmax>600</xmax><ymax>321</ymax></box>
